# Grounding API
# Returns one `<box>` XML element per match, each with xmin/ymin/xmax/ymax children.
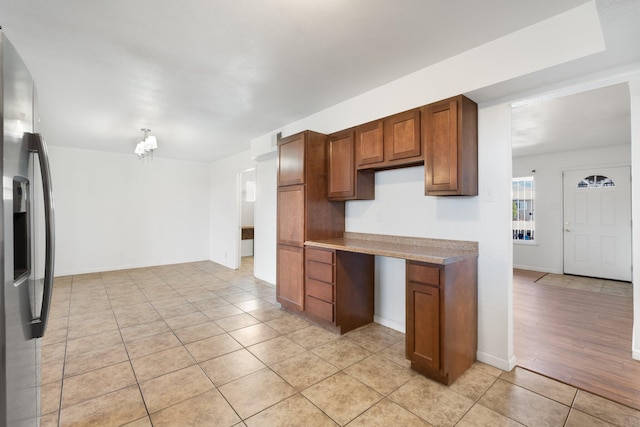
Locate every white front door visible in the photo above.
<box><xmin>563</xmin><ymin>166</ymin><xmax>632</xmax><ymax>281</ymax></box>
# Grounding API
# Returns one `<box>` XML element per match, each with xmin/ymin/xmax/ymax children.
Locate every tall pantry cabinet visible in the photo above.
<box><xmin>276</xmin><ymin>131</ymin><xmax>345</xmax><ymax>312</ymax></box>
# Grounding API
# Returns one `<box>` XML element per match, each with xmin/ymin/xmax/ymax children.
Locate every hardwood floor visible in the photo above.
<box><xmin>514</xmin><ymin>269</ymin><xmax>640</xmax><ymax>410</ymax></box>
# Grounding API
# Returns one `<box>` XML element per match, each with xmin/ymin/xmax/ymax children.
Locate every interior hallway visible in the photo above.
<box><xmin>38</xmin><ymin>259</ymin><xmax>640</xmax><ymax>426</ymax></box>
<box><xmin>514</xmin><ymin>269</ymin><xmax>639</xmax><ymax>411</ymax></box>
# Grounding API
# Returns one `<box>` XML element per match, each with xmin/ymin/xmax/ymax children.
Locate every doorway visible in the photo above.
<box><xmin>239</xmin><ymin>168</ymin><xmax>256</xmax><ymax>265</ymax></box>
<box><xmin>511</xmin><ymin>83</ymin><xmax>636</xmax><ymax>407</ymax></box>
<box><xmin>563</xmin><ymin>166</ymin><xmax>632</xmax><ymax>281</ymax></box>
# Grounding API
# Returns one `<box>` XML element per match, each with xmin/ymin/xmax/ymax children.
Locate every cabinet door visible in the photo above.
<box><xmin>356</xmin><ymin>120</ymin><xmax>384</xmax><ymax>167</ymax></box>
<box><xmin>278</xmin><ymin>133</ymin><xmax>305</xmax><ymax>186</ymax></box>
<box><xmin>277</xmin><ymin>245</ymin><xmax>304</xmax><ymax>311</ymax></box>
<box><xmin>328</xmin><ymin>131</ymin><xmax>355</xmax><ymax>199</ymax></box>
<box><xmin>423</xmin><ymin>99</ymin><xmax>459</xmax><ymax>193</ymax></box>
<box><xmin>277</xmin><ymin>185</ymin><xmax>305</xmax><ymax>246</ymax></box>
<box><xmin>406</xmin><ymin>281</ymin><xmax>440</xmax><ymax>372</ymax></box>
<box><xmin>384</xmin><ymin>109</ymin><xmax>421</xmax><ymax>161</ymax></box>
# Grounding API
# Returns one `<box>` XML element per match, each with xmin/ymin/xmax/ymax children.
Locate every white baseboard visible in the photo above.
<box><xmin>54</xmin><ymin>258</ymin><xmax>214</xmax><ymax>278</ymax></box>
<box><xmin>373</xmin><ymin>315</ymin><xmax>405</xmax><ymax>333</ymax></box>
<box><xmin>512</xmin><ymin>264</ymin><xmax>561</xmax><ymax>274</ymax></box>
<box><xmin>476</xmin><ymin>351</ymin><xmax>516</xmax><ymax>372</ymax></box>
<box><xmin>633</xmin><ymin>348</ymin><xmax>640</xmax><ymax>361</ymax></box>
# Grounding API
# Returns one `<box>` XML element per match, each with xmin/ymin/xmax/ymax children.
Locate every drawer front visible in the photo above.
<box><xmin>306</xmin><ymin>260</ymin><xmax>334</xmax><ymax>284</ymax></box>
<box><xmin>306</xmin><ymin>296</ymin><xmax>334</xmax><ymax>322</ymax></box>
<box><xmin>306</xmin><ymin>278</ymin><xmax>334</xmax><ymax>303</ymax></box>
<box><xmin>306</xmin><ymin>248</ymin><xmax>334</xmax><ymax>264</ymax></box>
<box><xmin>407</xmin><ymin>261</ymin><xmax>440</xmax><ymax>286</ymax></box>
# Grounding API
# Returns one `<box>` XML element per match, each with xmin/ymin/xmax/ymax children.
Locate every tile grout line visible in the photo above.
<box><xmin>53</xmin><ymin>275</ymin><xmax>73</xmax><ymax>427</ymax></box>
<box><xmin>45</xmin><ymin>261</ymin><xmax>639</xmax><ymax>426</ymax></box>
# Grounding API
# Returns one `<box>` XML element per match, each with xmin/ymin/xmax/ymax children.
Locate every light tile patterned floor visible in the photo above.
<box><xmin>39</xmin><ymin>258</ymin><xmax>640</xmax><ymax>426</ymax></box>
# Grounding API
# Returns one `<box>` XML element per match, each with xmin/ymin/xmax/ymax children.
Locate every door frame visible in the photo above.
<box><xmin>509</xmin><ymin>77</ymin><xmax>640</xmax><ymax>365</ymax></box>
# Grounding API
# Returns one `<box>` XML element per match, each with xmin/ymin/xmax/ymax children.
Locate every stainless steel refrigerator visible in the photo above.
<box><xmin>0</xmin><ymin>30</ymin><xmax>55</xmax><ymax>427</ymax></box>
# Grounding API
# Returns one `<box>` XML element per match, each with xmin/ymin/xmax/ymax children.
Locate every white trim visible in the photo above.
<box><xmin>513</xmin><ymin>241</ymin><xmax>538</xmax><ymax>246</ymax></box>
<box><xmin>54</xmin><ymin>258</ymin><xmax>212</xmax><ymax>277</ymax></box>
<box><xmin>477</xmin><ymin>351</ymin><xmax>516</xmax><ymax>372</ymax></box>
<box><xmin>374</xmin><ymin>315</ymin><xmax>405</xmax><ymax>334</ymax></box>
<box><xmin>490</xmin><ymin>62</ymin><xmax>640</xmax><ymax>109</ymax></box>
<box><xmin>512</xmin><ymin>264</ymin><xmax>560</xmax><ymax>274</ymax></box>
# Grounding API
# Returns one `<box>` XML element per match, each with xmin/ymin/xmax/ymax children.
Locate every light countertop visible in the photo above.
<box><xmin>305</xmin><ymin>232</ymin><xmax>478</xmax><ymax>265</ymax></box>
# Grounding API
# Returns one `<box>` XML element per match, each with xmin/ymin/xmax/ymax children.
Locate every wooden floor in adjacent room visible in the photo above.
<box><xmin>514</xmin><ymin>269</ymin><xmax>640</xmax><ymax>410</ymax></box>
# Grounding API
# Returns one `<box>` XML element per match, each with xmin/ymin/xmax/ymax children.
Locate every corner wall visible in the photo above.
<box><xmin>209</xmin><ymin>150</ymin><xmax>255</xmax><ymax>269</ymax></box>
<box><xmin>247</xmin><ymin>2</ymin><xmax>604</xmax><ymax>370</ymax></box>
<box><xmin>630</xmin><ymin>76</ymin><xmax>640</xmax><ymax>359</ymax></box>
<box><xmin>253</xmin><ymin>152</ymin><xmax>277</xmax><ymax>284</ymax></box>
<box><xmin>49</xmin><ymin>146</ymin><xmax>210</xmax><ymax>276</ymax></box>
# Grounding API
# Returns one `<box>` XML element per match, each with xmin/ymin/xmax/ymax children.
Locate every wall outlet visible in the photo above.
<box><xmin>376</xmin><ymin>210</ymin><xmax>383</xmax><ymax>222</ymax></box>
<box><xmin>485</xmin><ymin>187</ymin><xmax>496</xmax><ymax>202</ymax></box>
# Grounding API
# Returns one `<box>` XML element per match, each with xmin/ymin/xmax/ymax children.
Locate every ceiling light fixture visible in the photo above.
<box><xmin>135</xmin><ymin>128</ymin><xmax>158</xmax><ymax>160</ymax></box>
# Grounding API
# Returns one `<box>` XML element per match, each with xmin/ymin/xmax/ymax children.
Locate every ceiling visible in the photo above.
<box><xmin>0</xmin><ymin>0</ymin><xmax>638</xmax><ymax>162</ymax></box>
<box><xmin>511</xmin><ymin>83</ymin><xmax>631</xmax><ymax>157</ymax></box>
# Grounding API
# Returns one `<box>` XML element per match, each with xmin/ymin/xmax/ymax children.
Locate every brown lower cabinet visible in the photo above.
<box><xmin>304</xmin><ymin>247</ymin><xmax>374</xmax><ymax>334</ymax></box>
<box><xmin>406</xmin><ymin>257</ymin><xmax>477</xmax><ymax>385</ymax></box>
<box><xmin>276</xmin><ymin>244</ymin><xmax>305</xmax><ymax>311</ymax></box>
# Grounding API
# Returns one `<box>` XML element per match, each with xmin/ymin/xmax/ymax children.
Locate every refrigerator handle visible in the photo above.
<box><xmin>26</xmin><ymin>132</ymin><xmax>55</xmax><ymax>339</ymax></box>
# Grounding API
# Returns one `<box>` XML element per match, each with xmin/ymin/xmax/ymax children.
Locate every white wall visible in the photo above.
<box><xmin>253</xmin><ymin>152</ymin><xmax>277</xmax><ymax>284</ymax></box>
<box><xmin>513</xmin><ymin>144</ymin><xmax>631</xmax><ymax>273</ymax></box>
<box><xmin>630</xmin><ymin>77</ymin><xmax>640</xmax><ymax>359</ymax></box>
<box><xmin>240</xmin><ymin>168</ymin><xmax>255</xmax><ymax>227</ymax></box>
<box><xmin>50</xmin><ymin>146</ymin><xmax>210</xmax><ymax>276</ymax></box>
<box><xmin>343</xmin><ymin>107</ymin><xmax>515</xmax><ymax>370</ymax></box>
<box><xmin>209</xmin><ymin>150</ymin><xmax>254</xmax><ymax>269</ymax></box>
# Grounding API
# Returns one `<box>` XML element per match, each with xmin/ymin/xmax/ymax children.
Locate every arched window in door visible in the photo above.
<box><xmin>576</xmin><ymin>175</ymin><xmax>616</xmax><ymax>189</ymax></box>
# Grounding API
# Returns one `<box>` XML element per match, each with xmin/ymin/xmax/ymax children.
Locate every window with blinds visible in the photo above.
<box><xmin>512</xmin><ymin>177</ymin><xmax>535</xmax><ymax>241</ymax></box>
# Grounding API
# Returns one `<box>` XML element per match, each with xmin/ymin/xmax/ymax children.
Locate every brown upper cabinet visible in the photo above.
<box><xmin>384</xmin><ymin>108</ymin><xmax>421</xmax><ymax>164</ymax></box>
<box><xmin>278</xmin><ymin>133</ymin><xmax>305</xmax><ymax>186</ymax></box>
<box><xmin>355</xmin><ymin>108</ymin><xmax>422</xmax><ymax>170</ymax></box>
<box><xmin>328</xmin><ymin>129</ymin><xmax>374</xmax><ymax>201</ymax></box>
<box><xmin>355</xmin><ymin>120</ymin><xmax>384</xmax><ymax>167</ymax></box>
<box><xmin>422</xmin><ymin>95</ymin><xmax>478</xmax><ymax>196</ymax></box>
<box><xmin>327</xmin><ymin>93</ymin><xmax>477</xmax><ymax>198</ymax></box>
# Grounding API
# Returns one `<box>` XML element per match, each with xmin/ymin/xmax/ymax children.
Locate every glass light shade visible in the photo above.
<box><xmin>134</xmin><ymin>141</ymin><xmax>146</xmax><ymax>155</ymax></box>
<box><xmin>144</xmin><ymin>135</ymin><xmax>158</xmax><ymax>150</ymax></box>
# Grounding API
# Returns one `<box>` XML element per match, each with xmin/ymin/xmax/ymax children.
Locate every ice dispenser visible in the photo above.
<box><xmin>13</xmin><ymin>176</ymin><xmax>30</xmax><ymax>281</ymax></box>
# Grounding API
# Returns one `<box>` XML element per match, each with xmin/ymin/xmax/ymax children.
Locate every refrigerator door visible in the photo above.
<box><xmin>1</xmin><ymin>33</ymin><xmax>39</xmax><ymax>427</ymax></box>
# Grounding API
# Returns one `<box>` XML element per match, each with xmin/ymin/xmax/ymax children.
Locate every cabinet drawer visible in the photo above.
<box><xmin>306</xmin><ymin>278</ymin><xmax>334</xmax><ymax>303</ymax></box>
<box><xmin>306</xmin><ymin>248</ymin><xmax>334</xmax><ymax>264</ymax></box>
<box><xmin>306</xmin><ymin>296</ymin><xmax>334</xmax><ymax>322</ymax></box>
<box><xmin>407</xmin><ymin>262</ymin><xmax>440</xmax><ymax>286</ymax></box>
<box><xmin>306</xmin><ymin>260</ymin><xmax>334</xmax><ymax>284</ymax></box>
